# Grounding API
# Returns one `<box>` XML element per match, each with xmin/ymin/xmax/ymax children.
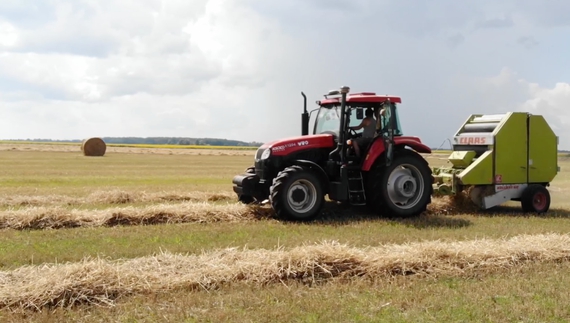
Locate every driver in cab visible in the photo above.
<box><xmin>349</xmin><ymin>108</ymin><xmax>376</xmax><ymax>158</ymax></box>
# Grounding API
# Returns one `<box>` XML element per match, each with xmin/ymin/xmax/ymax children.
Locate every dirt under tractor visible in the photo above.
<box><xmin>232</xmin><ymin>86</ymin><xmax>560</xmax><ymax>221</ymax></box>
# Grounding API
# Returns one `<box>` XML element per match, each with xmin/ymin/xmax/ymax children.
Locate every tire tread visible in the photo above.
<box><xmin>269</xmin><ymin>165</ymin><xmax>324</xmax><ymax>221</ymax></box>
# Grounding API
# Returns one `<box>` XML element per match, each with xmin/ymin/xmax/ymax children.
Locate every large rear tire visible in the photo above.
<box><xmin>269</xmin><ymin>165</ymin><xmax>325</xmax><ymax>221</ymax></box>
<box><xmin>366</xmin><ymin>149</ymin><xmax>433</xmax><ymax>217</ymax></box>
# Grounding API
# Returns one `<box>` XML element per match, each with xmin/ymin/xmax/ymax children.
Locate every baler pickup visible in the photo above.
<box><xmin>433</xmin><ymin>112</ymin><xmax>559</xmax><ymax>213</ymax></box>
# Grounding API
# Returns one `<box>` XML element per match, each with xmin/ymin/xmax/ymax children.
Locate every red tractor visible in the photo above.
<box><xmin>232</xmin><ymin>86</ymin><xmax>434</xmax><ymax>221</ymax></box>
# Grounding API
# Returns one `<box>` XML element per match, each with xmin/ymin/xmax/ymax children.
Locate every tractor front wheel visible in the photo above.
<box><xmin>521</xmin><ymin>184</ymin><xmax>550</xmax><ymax>213</ymax></box>
<box><xmin>269</xmin><ymin>165</ymin><xmax>325</xmax><ymax>221</ymax></box>
<box><xmin>367</xmin><ymin>150</ymin><xmax>432</xmax><ymax>217</ymax></box>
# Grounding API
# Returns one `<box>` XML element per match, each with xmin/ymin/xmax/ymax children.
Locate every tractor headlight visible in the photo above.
<box><xmin>260</xmin><ymin>148</ymin><xmax>271</xmax><ymax>160</ymax></box>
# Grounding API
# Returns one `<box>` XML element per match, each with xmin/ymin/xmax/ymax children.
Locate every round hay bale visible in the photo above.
<box><xmin>81</xmin><ymin>137</ymin><xmax>107</xmax><ymax>156</ymax></box>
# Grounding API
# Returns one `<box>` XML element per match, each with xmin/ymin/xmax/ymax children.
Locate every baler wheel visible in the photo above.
<box><xmin>269</xmin><ymin>165</ymin><xmax>325</xmax><ymax>221</ymax></box>
<box><xmin>521</xmin><ymin>184</ymin><xmax>551</xmax><ymax>213</ymax></box>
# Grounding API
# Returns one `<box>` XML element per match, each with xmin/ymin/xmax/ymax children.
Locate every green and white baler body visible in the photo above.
<box><xmin>433</xmin><ymin>112</ymin><xmax>560</xmax><ymax>212</ymax></box>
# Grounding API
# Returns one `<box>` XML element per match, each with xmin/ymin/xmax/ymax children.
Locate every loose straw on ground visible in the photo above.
<box><xmin>0</xmin><ymin>202</ymin><xmax>274</xmax><ymax>230</ymax></box>
<box><xmin>0</xmin><ymin>193</ymin><xmax>495</xmax><ymax>230</ymax></box>
<box><xmin>1</xmin><ymin>233</ymin><xmax>569</xmax><ymax>310</ymax></box>
<box><xmin>0</xmin><ymin>190</ymin><xmax>235</xmax><ymax>208</ymax></box>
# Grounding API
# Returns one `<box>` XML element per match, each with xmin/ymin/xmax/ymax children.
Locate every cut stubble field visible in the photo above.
<box><xmin>1</xmin><ymin>142</ymin><xmax>570</xmax><ymax>322</ymax></box>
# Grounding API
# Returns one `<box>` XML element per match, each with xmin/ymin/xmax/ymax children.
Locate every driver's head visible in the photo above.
<box><xmin>365</xmin><ymin>108</ymin><xmax>374</xmax><ymax>118</ymax></box>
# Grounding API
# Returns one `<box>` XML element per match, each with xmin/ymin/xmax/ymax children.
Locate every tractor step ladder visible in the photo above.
<box><xmin>347</xmin><ymin>168</ymin><xmax>366</xmax><ymax>206</ymax></box>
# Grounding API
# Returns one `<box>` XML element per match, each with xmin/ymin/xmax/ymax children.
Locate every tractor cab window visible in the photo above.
<box><xmin>378</xmin><ymin>103</ymin><xmax>403</xmax><ymax>136</ymax></box>
<box><xmin>347</xmin><ymin>107</ymin><xmax>374</xmax><ymax>134</ymax></box>
<box><xmin>379</xmin><ymin>107</ymin><xmax>390</xmax><ymax>129</ymax></box>
<box><xmin>348</xmin><ymin>108</ymin><xmax>364</xmax><ymax>132</ymax></box>
<box><xmin>314</xmin><ymin>105</ymin><xmax>341</xmax><ymax>135</ymax></box>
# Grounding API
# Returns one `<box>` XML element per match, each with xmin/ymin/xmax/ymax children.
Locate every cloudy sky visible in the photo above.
<box><xmin>1</xmin><ymin>0</ymin><xmax>569</xmax><ymax>149</ymax></box>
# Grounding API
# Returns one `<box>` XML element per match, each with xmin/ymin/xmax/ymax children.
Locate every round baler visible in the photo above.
<box><xmin>432</xmin><ymin>112</ymin><xmax>560</xmax><ymax>213</ymax></box>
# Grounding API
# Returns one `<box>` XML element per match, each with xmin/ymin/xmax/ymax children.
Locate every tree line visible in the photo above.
<box><xmin>12</xmin><ymin>137</ymin><xmax>263</xmax><ymax>147</ymax></box>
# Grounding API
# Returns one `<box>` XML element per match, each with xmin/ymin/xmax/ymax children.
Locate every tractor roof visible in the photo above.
<box><xmin>319</xmin><ymin>92</ymin><xmax>402</xmax><ymax>105</ymax></box>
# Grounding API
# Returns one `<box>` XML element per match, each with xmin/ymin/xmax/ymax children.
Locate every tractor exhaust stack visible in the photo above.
<box><xmin>301</xmin><ymin>92</ymin><xmax>309</xmax><ymax>136</ymax></box>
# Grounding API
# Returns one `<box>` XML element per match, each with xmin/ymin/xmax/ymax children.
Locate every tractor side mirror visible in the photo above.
<box><xmin>356</xmin><ymin>109</ymin><xmax>363</xmax><ymax>120</ymax></box>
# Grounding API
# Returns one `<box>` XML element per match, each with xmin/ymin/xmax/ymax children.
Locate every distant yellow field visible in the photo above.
<box><xmin>0</xmin><ymin>140</ymin><xmax>78</xmax><ymax>146</ymax></box>
<box><xmin>0</xmin><ymin>140</ymin><xmax>258</xmax><ymax>150</ymax></box>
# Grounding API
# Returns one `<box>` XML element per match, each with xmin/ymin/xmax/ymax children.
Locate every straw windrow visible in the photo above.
<box><xmin>0</xmin><ymin>190</ymin><xmax>235</xmax><ymax>208</ymax></box>
<box><xmin>0</xmin><ymin>202</ymin><xmax>274</xmax><ymax>230</ymax></box>
<box><xmin>1</xmin><ymin>233</ymin><xmax>569</xmax><ymax>310</ymax></box>
<box><xmin>0</xmin><ymin>194</ymin><xmax>493</xmax><ymax>230</ymax></box>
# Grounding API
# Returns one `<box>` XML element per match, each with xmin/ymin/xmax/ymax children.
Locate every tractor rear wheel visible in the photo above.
<box><xmin>366</xmin><ymin>149</ymin><xmax>432</xmax><ymax>217</ymax></box>
<box><xmin>269</xmin><ymin>165</ymin><xmax>325</xmax><ymax>221</ymax></box>
<box><xmin>521</xmin><ymin>184</ymin><xmax>550</xmax><ymax>213</ymax></box>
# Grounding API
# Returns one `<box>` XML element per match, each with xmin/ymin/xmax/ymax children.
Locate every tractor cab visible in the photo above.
<box><xmin>312</xmin><ymin>93</ymin><xmax>404</xmax><ymax>161</ymax></box>
<box><xmin>346</xmin><ymin>103</ymin><xmax>404</xmax><ymax>137</ymax></box>
<box><xmin>313</xmin><ymin>93</ymin><xmax>404</xmax><ymax>137</ymax></box>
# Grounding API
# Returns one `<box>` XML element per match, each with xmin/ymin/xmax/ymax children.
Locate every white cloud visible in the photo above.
<box><xmin>521</xmin><ymin>82</ymin><xmax>570</xmax><ymax>148</ymax></box>
<box><xmin>0</xmin><ymin>0</ymin><xmax>569</xmax><ymax>147</ymax></box>
<box><xmin>0</xmin><ymin>0</ymin><xmax>302</xmax><ymax>142</ymax></box>
<box><xmin>0</xmin><ymin>21</ymin><xmax>18</xmax><ymax>47</ymax></box>
<box><xmin>461</xmin><ymin>67</ymin><xmax>570</xmax><ymax>150</ymax></box>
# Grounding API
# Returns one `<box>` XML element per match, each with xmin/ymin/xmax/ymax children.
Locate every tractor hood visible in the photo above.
<box><xmin>258</xmin><ymin>134</ymin><xmax>335</xmax><ymax>157</ymax></box>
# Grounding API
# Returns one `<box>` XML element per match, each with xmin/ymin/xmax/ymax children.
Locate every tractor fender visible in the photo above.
<box><xmin>290</xmin><ymin>159</ymin><xmax>330</xmax><ymax>193</ymax></box>
<box><xmin>361</xmin><ymin>139</ymin><xmax>432</xmax><ymax>172</ymax></box>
